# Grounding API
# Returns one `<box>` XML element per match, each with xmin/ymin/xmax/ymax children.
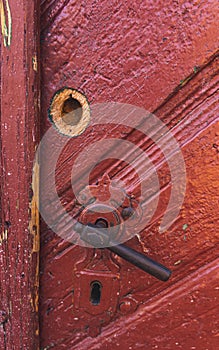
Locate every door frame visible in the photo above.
<box><xmin>0</xmin><ymin>1</ymin><xmax>40</xmax><ymax>348</ymax></box>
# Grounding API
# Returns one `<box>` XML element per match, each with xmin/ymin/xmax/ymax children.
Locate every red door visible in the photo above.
<box><xmin>39</xmin><ymin>1</ymin><xmax>219</xmax><ymax>349</ymax></box>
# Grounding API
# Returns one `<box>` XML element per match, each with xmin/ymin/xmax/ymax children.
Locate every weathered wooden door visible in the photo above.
<box><xmin>39</xmin><ymin>1</ymin><xmax>219</xmax><ymax>350</ymax></box>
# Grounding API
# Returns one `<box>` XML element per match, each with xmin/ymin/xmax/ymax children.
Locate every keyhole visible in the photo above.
<box><xmin>90</xmin><ymin>281</ymin><xmax>102</xmax><ymax>305</ymax></box>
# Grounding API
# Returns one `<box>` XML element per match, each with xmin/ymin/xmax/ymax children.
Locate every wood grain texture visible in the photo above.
<box><xmin>40</xmin><ymin>57</ymin><xmax>219</xmax><ymax>349</ymax></box>
<box><xmin>75</xmin><ymin>258</ymin><xmax>219</xmax><ymax>350</ymax></box>
<box><xmin>39</xmin><ymin>1</ymin><xmax>219</xmax><ymax>348</ymax></box>
<box><xmin>0</xmin><ymin>0</ymin><xmax>40</xmax><ymax>349</ymax></box>
<box><xmin>40</xmin><ymin>0</ymin><xmax>219</xmax><ymax>119</ymax></box>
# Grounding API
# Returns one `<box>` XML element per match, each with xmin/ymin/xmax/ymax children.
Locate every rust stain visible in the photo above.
<box><xmin>0</xmin><ymin>0</ymin><xmax>12</xmax><ymax>47</ymax></box>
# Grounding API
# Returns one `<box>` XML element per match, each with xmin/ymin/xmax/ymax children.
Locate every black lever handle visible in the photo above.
<box><xmin>108</xmin><ymin>243</ymin><xmax>171</xmax><ymax>281</ymax></box>
<box><xmin>74</xmin><ymin>222</ymin><xmax>172</xmax><ymax>282</ymax></box>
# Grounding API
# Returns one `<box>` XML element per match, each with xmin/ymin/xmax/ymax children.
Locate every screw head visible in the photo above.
<box><xmin>119</xmin><ymin>297</ymin><xmax>138</xmax><ymax>314</ymax></box>
<box><xmin>119</xmin><ymin>301</ymin><xmax>132</xmax><ymax>313</ymax></box>
<box><xmin>73</xmin><ymin>222</ymin><xmax>83</xmax><ymax>233</ymax></box>
<box><xmin>121</xmin><ymin>207</ymin><xmax>134</xmax><ymax>220</ymax></box>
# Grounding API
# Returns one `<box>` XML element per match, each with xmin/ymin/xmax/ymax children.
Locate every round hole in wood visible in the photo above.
<box><xmin>49</xmin><ymin>88</ymin><xmax>90</xmax><ymax>137</ymax></box>
<box><xmin>62</xmin><ymin>95</ymin><xmax>83</xmax><ymax>126</ymax></box>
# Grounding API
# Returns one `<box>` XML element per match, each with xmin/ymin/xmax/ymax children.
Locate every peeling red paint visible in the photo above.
<box><xmin>0</xmin><ymin>1</ymin><xmax>40</xmax><ymax>349</ymax></box>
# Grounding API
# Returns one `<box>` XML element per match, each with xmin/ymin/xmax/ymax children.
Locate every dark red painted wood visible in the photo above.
<box><xmin>39</xmin><ymin>1</ymin><xmax>219</xmax><ymax>349</ymax></box>
<box><xmin>0</xmin><ymin>1</ymin><xmax>40</xmax><ymax>349</ymax></box>
<box><xmin>76</xmin><ymin>258</ymin><xmax>219</xmax><ymax>350</ymax></box>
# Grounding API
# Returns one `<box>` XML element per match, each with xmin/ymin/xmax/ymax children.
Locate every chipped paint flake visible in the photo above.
<box><xmin>0</xmin><ymin>228</ymin><xmax>8</xmax><ymax>244</ymax></box>
<box><xmin>29</xmin><ymin>156</ymin><xmax>40</xmax><ymax>253</ymax></box>
<box><xmin>29</xmin><ymin>156</ymin><xmax>40</xmax><ymax>315</ymax></box>
<box><xmin>32</xmin><ymin>55</ymin><xmax>38</xmax><ymax>72</ymax></box>
<box><xmin>0</xmin><ymin>0</ymin><xmax>12</xmax><ymax>47</ymax></box>
<box><xmin>174</xmin><ymin>260</ymin><xmax>182</xmax><ymax>266</ymax></box>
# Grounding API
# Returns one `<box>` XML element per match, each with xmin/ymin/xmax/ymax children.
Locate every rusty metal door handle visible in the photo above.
<box><xmin>74</xmin><ymin>222</ymin><xmax>171</xmax><ymax>282</ymax></box>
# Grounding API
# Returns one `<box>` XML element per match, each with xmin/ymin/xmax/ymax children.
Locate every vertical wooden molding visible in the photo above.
<box><xmin>0</xmin><ymin>0</ymin><xmax>12</xmax><ymax>47</ymax></box>
<box><xmin>0</xmin><ymin>1</ymin><xmax>40</xmax><ymax>349</ymax></box>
